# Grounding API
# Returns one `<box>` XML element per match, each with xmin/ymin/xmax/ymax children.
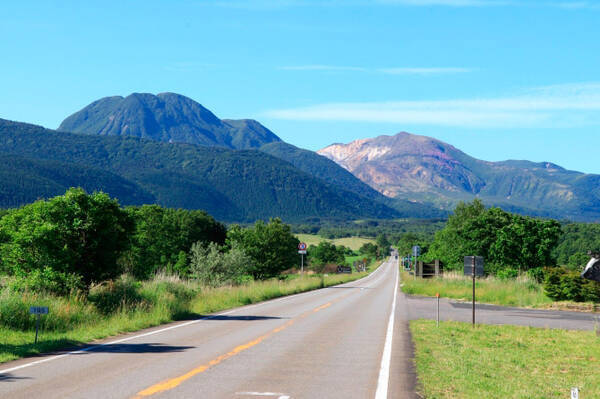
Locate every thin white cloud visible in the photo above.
<box><xmin>263</xmin><ymin>82</ymin><xmax>600</xmax><ymax>129</ymax></box>
<box><xmin>279</xmin><ymin>65</ymin><xmax>367</xmax><ymax>71</ymax></box>
<box><xmin>204</xmin><ymin>0</ymin><xmax>600</xmax><ymax>9</ymax></box>
<box><xmin>378</xmin><ymin>67</ymin><xmax>473</xmax><ymax>75</ymax></box>
<box><xmin>554</xmin><ymin>1</ymin><xmax>600</xmax><ymax>9</ymax></box>
<box><xmin>376</xmin><ymin>0</ymin><xmax>510</xmax><ymax>6</ymax></box>
<box><xmin>280</xmin><ymin>65</ymin><xmax>473</xmax><ymax>75</ymax></box>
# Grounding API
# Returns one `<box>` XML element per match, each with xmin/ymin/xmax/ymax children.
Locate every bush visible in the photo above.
<box><xmin>527</xmin><ymin>267</ymin><xmax>546</xmax><ymax>284</ymax></box>
<box><xmin>544</xmin><ymin>267</ymin><xmax>600</xmax><ymax>302</ymax></box>
<box><xmin>496</xmin><ymin>268</ymin><xmax>519</xmax><ymax>280</ymax></box>
<box><xmin>189</xmin><ymin>242</ymin><xmax>253</xmax><ymax>287</ymax></box>
<box><xmin>8</xmin><ymin>267</ymin><xmax>84</xmax><ymax>296</ymax></box>
<box><xmin>88</xmin><ymin>275</ymin><xmax>144</xmax><ymax>314</ymax></box>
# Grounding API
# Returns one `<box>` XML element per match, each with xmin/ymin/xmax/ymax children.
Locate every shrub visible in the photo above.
<box><xmin>88</xmin><ymin>275</ymin><xmax>144</xmax><ymax>314</ymax></box>
<box><xmin>8</xmin><ymin>267</ymin><xmax>84</xmax><ymax>296</ymax></box>
<box><xmin>189</xmin><ymin>242</ymin><xmax>253</xmax><ymax>287</ymax></box>
<box><xmin>544</xmin><ymin>267</ymin><xmax>600</xmax><ymax>302</ymax></box>
<box><xmin>496</xmin><ymin>268</ymin><xmax>519</xmax><ymax>280</ymax></box>
<box><xmin>527</xmin><ymin>267</ymin><xmax>546</xmax><ymax>284</ymax></box>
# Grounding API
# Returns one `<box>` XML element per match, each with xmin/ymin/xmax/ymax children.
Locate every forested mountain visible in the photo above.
<box><xmin>58</xmin><ymin>93</ymin><xmax>281</xmax><ymax>149</ymax></box>
<box><xmin>319</xmin><ymin>132</ymin><xmax>600</xmax><ymax>221</ymax></box>
<box><xmin>0</xmin><ymin>118</ymin><xmax>402</xmax><ymax>222</ymax></box>
<box><xmin>0</xmin><ymin>153</ymin><xmax>154</xmax><ymax>207</ymax></box>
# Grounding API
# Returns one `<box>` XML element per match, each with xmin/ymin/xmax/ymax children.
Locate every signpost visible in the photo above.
<box><xmin>464</xmin><ymin>256</ymin><xmax>484</xmax><ymax>326</ymax></box>
<box><xmin>30</xmin><ymin>306</ymin><xmax>49</xmax><ymax>344</ymax></box>
<box><xmin>412</xmin><ymin>245</ymin><xmax>421</xmax><ymax>280</ymax></box>
<box><xmin>298</xmin><ymin>242</ymin><xmax>307</xmax><ymax>273</ymax></box>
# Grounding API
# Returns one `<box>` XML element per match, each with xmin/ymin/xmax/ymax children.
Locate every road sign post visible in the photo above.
<box><xmin>464</xmin><ymin>256</ymin><xmax>484</xmax><ymax>326</ymax></box>
<box><xmin>298</xmin><ymin>242</ymin><xmax>307</xmax><ymax>274</ymax></box>
<box><xmin>412</xmin><ymin>245</ymin><xmax>421</xmax><ymax>280</ymax></box>
<box><xmin>30</xmin><ymin>306</ymin><xmax>49</xmax><ymax>344</ymax></box>
<box><xmin>436</xmin><ymin>293</ymin><xmax>440</xmax><ymax>327</ymax></box>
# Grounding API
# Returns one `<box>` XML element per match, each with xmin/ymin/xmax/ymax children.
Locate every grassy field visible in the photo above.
<box><xmin>295</xmin><ymin>233</ymin><xmax>375</xmax><ymax>251</ymax></box>
<box><xmin>401</xmin><ymin>271</ymin><xmax>554</xmax><ymax>308</ymax></box>
<box><xmin>411</xmin><ymin>320</ymin><xmax>600</xmax><ymax>398</ymax></box>
<box><xmin>0</xmin><ymin>265</ymin><xmax>380</xmax><ymax>364</ymax></box>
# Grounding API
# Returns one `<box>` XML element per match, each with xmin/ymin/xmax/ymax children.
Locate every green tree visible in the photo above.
<box><xmin>396</xmin><ymin>233</ymin><xmax>431</xmax><ymax>257</ymax></box>
<box><xmin>426</xmin><ymin>200</ymin><xmax>561</xmax><ymax>273</ymax></box>
<box><xmin>227</xmin><ymin>218</ymin><xmax>299</xmax><ymax>279</ymax></box>
<box><xmin>376</xmin><ymin>234</ymin><xmax>392</xmax><ymax>256</ymax></box>
<box><xmin>359</xmin><ymin>242</ymin><xmax>378</xmax><ymax>258</ymax></box>
<box><xmin>123</xmin><ymin>205</ymin><xmax>226</xmax><ymax>278</ymax></box>
<box><xmin>0</xmin><ymin>188</ymin><xmax>133</xmax><ymax>287</ymax></box>
<box><xmin>308</xmin><ymin>241</ymin><xmax>346</xmax><ymax>266</ymax></box>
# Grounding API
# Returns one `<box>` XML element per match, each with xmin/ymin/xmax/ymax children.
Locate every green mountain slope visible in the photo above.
<box><xmin>0</xmin><ymin>153</ymin><xmax>154</xmax><ymax>208</ymax></box>
<box><xmin>58</xmin><ymin>93</ymin><xmax>281</xmax><ymax>149</ymax></box>
<box><xmin>0</xmin><ymin>119</ymin><xmax>400</xmax><ymax>222</ymax></box>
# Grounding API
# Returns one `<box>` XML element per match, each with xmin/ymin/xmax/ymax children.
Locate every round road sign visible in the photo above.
<box><xmin>298</xmin><ymin>242</ymin><xmax>307</xmax><ymax>251</ymax></box>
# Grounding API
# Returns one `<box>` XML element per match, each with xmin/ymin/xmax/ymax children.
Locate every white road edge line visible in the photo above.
<box><xmin>0</xmin><ymin>258</ymin><xmax>390</xmax><ymax>375</ymax></box>
<box><xmin>236</xmin><ymin>392</ymin><xmax>290</xmax><ymax>398</ymax></box>
<box><xmin>374</xmin><ymin>259</ymin><xmax>399</xmax><ymax>399</ymax></box>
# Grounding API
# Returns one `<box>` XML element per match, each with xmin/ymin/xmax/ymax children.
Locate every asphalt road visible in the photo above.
<box><xmin>0</xmin><ymin>257</ymin><xmax>417</xmax><ymax>399</ymax></box>
<box><xmin>405</xmin><ymin>293</ymin><xmax>600</xmax><ymax>330</ymax></box>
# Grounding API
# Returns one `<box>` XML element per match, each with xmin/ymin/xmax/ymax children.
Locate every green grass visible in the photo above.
<box><xmin>0</xmin><ymin>266</ymin><xmax>379</xmax><ymax>364</ymax></box>
<box><xmin>411</xmin><ymin>320</ymin><xmax>600</xmax><ymax>398</ymax></box>
<box><xmin>295</xmin><ymin>233</ymin><xmax>375</xmax><ymax>251</ymax></box>
<box><xmin>401</xmin><ymin>271</ymin><xmax>553</xmax><ymax>308</ymax></box>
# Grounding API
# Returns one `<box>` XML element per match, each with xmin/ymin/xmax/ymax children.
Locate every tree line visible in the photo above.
<box><xmin>0</xmin><ymin>188</ymin><xmax>300</xmax><ymax>294</ymax></box>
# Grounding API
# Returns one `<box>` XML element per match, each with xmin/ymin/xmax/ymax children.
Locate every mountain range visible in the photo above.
<box><xmin>1</xmin><ymin>91</ymin><xmax>598</xmax><ymax>222</ymax></box>
<box><xmin>318</xmin><ymin>132</ymin><xmax>600</xmax><ymax>221</ymax></box>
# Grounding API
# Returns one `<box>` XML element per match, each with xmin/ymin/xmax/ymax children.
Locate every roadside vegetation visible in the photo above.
<box><xmin>411</xmin><ymin>320</ymin><xmax>600</xmax><ymax>398</ymax></box>
<box><xmin>0</xmin><ymin>271</ymin><xmax>373</xmax><ymax>363</ymax></box>
<box><xmin>0</xmin><ymin>188</ymin><xmax>383</xmax><ymax>363</ymax></box>
<box><xmin>401</xmin><ymin>271</ymin><xmax>552</xmax><ymax>308</ymax></box>
<box><xmin>399</xmin><ymin>200</ymin><xmax>600</xmax><ymax>307</ymax></box>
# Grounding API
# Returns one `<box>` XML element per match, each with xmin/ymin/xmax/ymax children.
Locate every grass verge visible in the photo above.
<box><xmin>410</xmin><ymin>320</ymin><xmax>600</xmax><ymax>398</ymax></box>
<box><xmin>295</xmin><ymin>233</ymin><xmax>375</xmax><ymax>251</ymax></box>
<box><xmin>401</xmin><ymin>271</ymin><xmax>553</xmax><ymax>308</ymax></box>
<box><xmin>0</xmin><ymin>264</ymin><xmax>380</xmax><ymax>364</ymax></box>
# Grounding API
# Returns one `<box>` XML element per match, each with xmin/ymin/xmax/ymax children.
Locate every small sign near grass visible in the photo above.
<box><xmin>29</xmin><ymin>306</ymin><xmax>49</xmax><ymax>344</ymax></box>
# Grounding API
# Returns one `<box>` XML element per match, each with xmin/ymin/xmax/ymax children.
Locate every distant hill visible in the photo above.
<box><xmin>318</xmin><ymin>132</ymin><xmax>600</xmax><ymax>221</ymax></box>
<box><xmin>260</xmin><ymin>141</ymin><xmax>446</xmax><ymax>218</ymax></box>
<box><xmin>58</xmin><ymin>93</ymin><xmax>281</xmax><ymax>149</ymax></box>
<box><xmin>0</xmin><ymin>118</ymin><xmax>402</xmax><ymax>222</ymax></box>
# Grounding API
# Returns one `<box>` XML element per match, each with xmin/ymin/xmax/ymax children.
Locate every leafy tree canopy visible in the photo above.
<box><xmin>426</xmin><ymin>200</ymin><xmax>562</xmax><ymax>273</ymax></box>
<box><xmin>227</xmin><ymin>218</ymin><xmax>299</xmax><ymax>279</ymax></box>
<box><xmin>123</xmin><ymin>205</ymin><xmax>226</xmax><ymax>278</ymax></box>
<box><xmin>0</xmin><ymin>188</ymin><xmax>133</xmax><ymax>286</ymax></box>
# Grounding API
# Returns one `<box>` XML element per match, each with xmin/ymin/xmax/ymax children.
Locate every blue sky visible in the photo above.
<box><xmin>1</xmin><ymin>0</ymin><xmax>600</xmax><ymax>173</ymax></box>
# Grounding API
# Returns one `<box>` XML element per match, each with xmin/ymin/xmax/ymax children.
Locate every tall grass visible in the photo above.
<box><xmin>401</xmin><ymin>271</ymin><xmax>553</xmax><ymax>308</ymax></box>
<box><xmin>0</xmin><ymin>267</ymin><xmax>376</xmax><ymax>364</ymax></box>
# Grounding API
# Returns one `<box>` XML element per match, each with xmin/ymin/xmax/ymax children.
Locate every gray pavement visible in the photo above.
<box><xmin>0</xmin><ymin>257</ymin><xmax>416</xmax><ymax>399</ymax></box>
<box><xmin>405</xmin><ymin>290</ymin><xmax>600</xmax><ymax>331</ymax></box>
<box><xmin>2</xmin><ymin>259</ymin><xmax>595</xmax><ymax>399</ymax></box>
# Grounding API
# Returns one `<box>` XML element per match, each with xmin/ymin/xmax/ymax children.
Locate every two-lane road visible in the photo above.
<box><xmin>0</xmin><ymin>257</ymin><xmax>415</xmax><ymax>399</ymax></box>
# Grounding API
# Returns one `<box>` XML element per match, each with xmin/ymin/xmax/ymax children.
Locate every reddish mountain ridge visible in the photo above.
<box><xmin>318</xmin><ymin>132</ymin><xmax>600</xmax><ymax>221</ymax></box>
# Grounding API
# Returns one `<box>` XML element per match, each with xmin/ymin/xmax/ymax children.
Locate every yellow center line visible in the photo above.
<box><xmin>132</xmin><ymin>297</ymin><xmax>343</xmax><ymax>398</ymax></box>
